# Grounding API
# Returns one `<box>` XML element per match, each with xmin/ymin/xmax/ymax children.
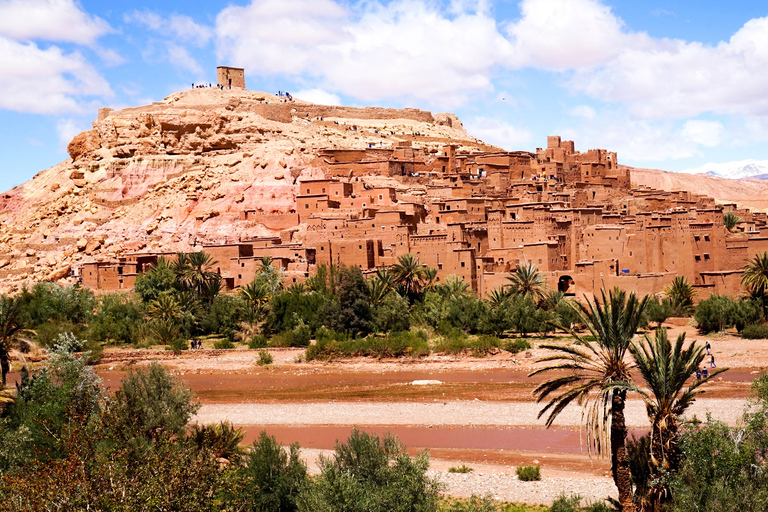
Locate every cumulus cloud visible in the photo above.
<box><xmin>0</xmin><ymin>36</ymin><xmax>112</xmax><ymax>114</ymax></box>
<box><xmin>215</xmin><ymin>0</ymin><xmax>512</xmax><ymax>108</ymax></box>
<box><xmin>295</xmin><ymin>88</ymin><xmax>341</xmax><ymax>105</ymax></box>
<box><xmin>56</xmin><ymin>118</ymin><xmax>85</xmax><ymax>151</ymax></box>
<box><xmin>569</xmin><ymin>105</ymin><xmax>597</xmax><ymax>119</ymax></box>
<box><xmin>463</xmin><ymin>117</ymin><xmax>532</xmax><ymax>150</ymax></box>
<box><xmin>0</xmin><ymin>0</ymin><xmax>110</xmax><ymax>45</ymax></box>
<box><xmin>125</xmin><ymin>10</ymin><xmax>213</xmax><ymax>46</ymax></box>
<box><xmin>681</xmin><ymin>120</ymin><xmax>726</xmax><ymax>147</ymax></box>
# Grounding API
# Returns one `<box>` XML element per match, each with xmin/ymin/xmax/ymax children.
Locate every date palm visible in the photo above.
<box><xmin>630</xmin><ymin>328</ymin><xmax>727</xmax><ymax>511</ymax></box>
<box><xmin>146</xmin><ymin>293</ymin><xmax>182</xmax><ymax>321</ymax></box>
<box><xmin>664</xmin><ymin>276</ymin><xmax>696</xmax><ymax>316</ymax></box>
<box><xmin>723</xmin><ymin>211</ymin><xmax>741</xmax><ymax>232</ymax></box>
<box><xmin>437</xmin><ymin>274</ymin><xmax>472</xmax><ymax>300</ymax></box>
<box><xmin>531</xmin><ymin>287</ymin><xmax>648</xmax><ymax>512</ymax></box>
<box><xmin>392</xmin><ymin>253</ymin><xmax>426</xmax><ymax>301</ymax></box>
<box><xmin>506</xmin><ymin>261</ymin><xmax>547</xmax><ymax>301</ymax></box>
<box><xmin>742</xmin><ymin>252</ymin><xmax>768</xmax><ymax>317</ymax></box>
<box><xmin>486</xmin><ymin>287</ymin><xmax>512</xmax><ymax>308</ymax></box>
<box><xmin>182</xmin><ymin>251</ymin><xmax>220</xmax><ymax>296</ymax></box>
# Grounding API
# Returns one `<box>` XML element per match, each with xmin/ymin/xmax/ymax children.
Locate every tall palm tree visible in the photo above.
<box><xmin>422</xmin><ymin>267</ymin><xmax>438</xmax><ymax>291</ymax></box>
<box><xmin>436</xmin><ymin>275</ymin><xmax>472</xmax><ymax>300</ymax></box>
<box><xmin>486</xmin><ymin>287</ymin><xmax>512</xmax><ymax>309</ymax></box>
<box><xmin>391</xmin><ymin>253</ymin><xmax>426</xmax><ymax>300</ymax></box>
<box><xmin>506</xmin><ymin>261</ymin><xmax>547</xmax><ymax>301</ymax></box>
<box><xmin>0</xmin><ymin>296</ymin><xmax>25</xmax><ymax>386</ymax></box>
<box><xmin>664</xmin><ymin>276</ymin><xmax>696</xmax><ymax>316</ymax></box>
<box><xmin>531</xmin><ymin>287</ymin><xmax>649</xmax><ymax>512</ymax></box>
<box><xmin>182</xmin><ymin>251</ymin><xmax>220</xmax><ymax>296</ymax></box>
<box><xmin>146</xmin><ymin>294</ymin><xmax>182</xmax><ymax>321</ymax></box>
<box><xmin>742</xmin><ymin>252</ymin><xmax>768</xmax><ymax>317</ymax></box>
<box><xmin>630</xmin><ymin>328</ymin><xmax>727</xmax><ymax>511</ymax></box>
<box><xmin>239</xmin><ymin>279</ymin><xmax>272</xmax><ymax>320</ymax></box>
<box><xmin>367</xmin><ymin>276</ymin><xmax>391</xmax><ymax>307</ymax></box>
<box><xmin>723</xmin><ymin>211</ymin><xmax>741</xmax><ymax>232</ymax></box>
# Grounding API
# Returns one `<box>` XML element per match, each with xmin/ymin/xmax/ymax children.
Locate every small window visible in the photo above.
<box><xmin>461</xmin><ymin>262</ymin><xmax>465</xmax><ymax>268</ymax></box>
<box><xmin>704</xmin><ymin>253</ymin><xmax>710</xmax><ymax>260</ymax></box>
<box><xmin>322</xmin><ymin>188</ymin><xmax>326</xmax><ymax>193</ymax></box>
<box><xmin>238</xmin><ymin>274</ymin><xmax>242</xmax><ymax>279</ymax></box>
<box><xmin>305</xmin><ymin>204</ymin><xmax>309</xmax><ymax>209</ymax></box>
<box><xmin>704</xmin><ymin>235</ymin><xmax>710</xmax><ymax>242</ymax></box>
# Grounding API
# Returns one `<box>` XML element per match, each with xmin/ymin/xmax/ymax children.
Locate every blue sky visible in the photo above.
<box><xmin>1</xmin><ymin>0</ymin><xmax>767</xmax><ymax>192</ymax></box>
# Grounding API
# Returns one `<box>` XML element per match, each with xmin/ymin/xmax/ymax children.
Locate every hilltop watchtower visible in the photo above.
<box><xmin>217</xmin><ymin>66</ymin><xmax>246</xmax><ymax>89</ymax></box>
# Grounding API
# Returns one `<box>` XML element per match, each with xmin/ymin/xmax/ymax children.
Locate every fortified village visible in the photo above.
<box><xmin>1</xmin><ymin>67</ymin><xmax>765</xmax><ymax>300</ymax></box>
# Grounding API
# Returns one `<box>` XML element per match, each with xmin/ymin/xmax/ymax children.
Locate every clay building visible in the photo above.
<box><xmin>78</xmin><ymin>135</ymin><xmax>768</xmax><ymax>301</ymax></box>
<box><xmin>217</xmin><ymin>66</ymin><xmax>245</xmax><ymax>89</ymax></box>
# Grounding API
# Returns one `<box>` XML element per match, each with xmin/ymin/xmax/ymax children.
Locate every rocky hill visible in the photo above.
<box><xmin>0</xmin><ymin>88</ymin><xmax>494</xmax><ymax>292</ymax></box>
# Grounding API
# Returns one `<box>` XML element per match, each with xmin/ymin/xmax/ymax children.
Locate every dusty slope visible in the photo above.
<box><xmin>630</xmin><ymin>166</ymin><xmax>768</xmax><ymax>208</ymax></box>
<box><xmin>0</xmin><ymin>88</ymin><xmax>493</xmax><ymax>292</ymax></box>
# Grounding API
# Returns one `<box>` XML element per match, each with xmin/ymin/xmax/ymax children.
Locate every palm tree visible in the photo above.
<box><xmin>391</xmin><ymin>253</ymin><xmax>426</xmax><ymax>300</ymax></box>
<box><xmin>436</xmin><ymin>275</ymin><xmax>472</xmax><ymax>300</ymax></box>
<box><xmin>367</xmin><ymin>276</ymin><xmax>391</xmax><ymax>307</ymax></box>
<box><xmin>486</xmin><ymin>287</ymin><xmax>512</xmax><ymax>308</ymax></box>
<box><xmin>422</xmin><ymin>267</ymin><xmax>438</xmax><ymax>291</ymax></box>
<box><xmin>531</xmin><ymin>287</ymin><xmax>649</xmax><ymax>512</ymax></box>
<box><xmin>630</xmin><ymin>328</ymin><xmax>727</xmax><ymax>511</ymax></box>
<box><xmin>182</xmin><ymin>251</ymin><xmax>220</xmax><ymax>296</ymax></box>
<box><xmin>506</xmin><ymin>261</ymin><xmax>547</xmax><ymax>301</ymax></box>
<box><xmin>0</xmin><ymin>296</ymin><xmax>25</xmax><ymax>385</ymax></box>
<box><xmin>723</xmin><ymin>211</ymin><xmax>741</xmax><ymax>232</ymax></box>
<box><xmin>664</xmin><ymin>276</ymin><xmax>696</xmax><ymax>316</ymax></box>
<box><xmin>146</xmin><ymin>294</ymin><xmax>182</xmax><ymax>321</ymax></box>
<box><xmin>742</xmin><ymin>252</ymin><xmax>768</xmax><ymax>318</ymax></box>
<box><xmin>239</xmin><ymin>280</ymin><xmax>272</xmax><ymax>321</ymax></box>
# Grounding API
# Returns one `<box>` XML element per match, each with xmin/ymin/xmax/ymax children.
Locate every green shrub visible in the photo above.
<box><xmin>88</xmin><ymin>292</ymin><xmax>144</xmax><ymax>344</ymax></box>
<box><xmin>186</xmin><ymin>421</ymin><xmax>244</xmax><ymax>460</ymax></box>
<box><xmin>694</xmin><ymin>294</ymin><xmax>760</xmax><ymax>333</ymax></box>
<box><xmin>448</xmin><ymin>464</ymin><xmax>474</xmax><ymax>473</ymax></box>
<box><xmin>434</xmin><ymin>328</ymin><xmax>469</xmax><ymax>354</ymax></box>
<box><xmin>214</xmin><ymin>338</ymin><xmax>236</xmax><ymax>349</ymax></box>
<box><xmin>470</xmin><ymin>335</ymin><xmax>501</xmax><ymax>357</ymax></box>
<box><xmin>248</xmin><ymin>334</ymin><xmax>269</xmax><ymax>349</ymax></box>
<box><xmin>257</xmin><ymin>350</ymin><xmax>273</xmax><ymax>366</ymax></box>
<box><xmin>504</xmin><ymin>339</ymin><xmax>532</xmax><ymax>354</ymax></box>
<box><xmin>306</xmin><ymin>330</ymin><xmax>429</xmax><ymax>361</ymax></box>
<box><xmin>548</xmin><ymin>494</ymin><xmax>582</xmax><ymax>512</ymax></box>
<box><xmin>741</xmin><ymin>323</ymin><xmax>768</xmax><ymax>339</ymax></box>
<box><xmin>168</xmin><ymin>337</ymin><xmax>188</xmax><ymax>352</ymax></box>
<box><xmin>230</xmin><ymin>431</ymin><xmax>307</xmax><ymax>512</ymax></box>
<box><xmin>515</xmin><ymin>464</ymin><xmax>541</xmax><ymax>481</ymax></box>
<box><xmin>583</xmin><ymin>501</ymin><xmax>612</xmax><ymax>512</ymax></box>
<box><xmin>297</xmin><ymin>428</ymin><xmax>442</xmax><ymax>512</ymax></box>
<box><xmin>34</xmin><ymin>320</ymin><xmax>84</xmax><ymax>348</ymax></box>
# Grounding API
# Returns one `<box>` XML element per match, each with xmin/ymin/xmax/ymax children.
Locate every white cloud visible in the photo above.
<box><xmin>504</xmin><ymin>0</ymin><xmax>635</xmax><ymax>70</ymax></box>
<box><xmin>125</xmin><ymin>10</ymin><xmax>212</xmax><ymax>46</ymax></box>
<box><xmin>463</xmin><ymin>117</ymin><xmax>532</xmax><ymax>150</ymax></box>
<box><xmin>295</xmin><ymin>88</ymin><xmax>341</xmax><ymax>105</ymax></box>
<box><xmin>0</xmin><ymin>0</ymin><xmax>110</xmax><ymax>45</ymax></box>
<box><xmin>569</xmin><ymin>105</ymin><xmax>596</xmax><ymax>119</ymax></box>
<box><xmin>56</xmin><ymin>118</ymin><xmax>85</xmax><ymax>151</ymax></box>
<box><xmin>166</xmin><ymin>43</ymin><xmax>204</xmax><ymax>74</ymax></box>
<box><xmin>0</xmin><ymin>36</ymin><xmax>112</xmax><ymax>114</ymax></box>
<box><xmin>681</xmin><ymin>120</ymin><xmax>725</xmax><ymax>147</ymax></box>
<box><xmin>215</xmin><ymin>0</ymin><xmax>513</xmax><ymax>108</ymax></box>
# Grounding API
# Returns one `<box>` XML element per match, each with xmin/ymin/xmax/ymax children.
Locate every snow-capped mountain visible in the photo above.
<box><xmin>684</xmin><ymin>159</ymin><xmax>768</xmax><ymax>180</ymax></box>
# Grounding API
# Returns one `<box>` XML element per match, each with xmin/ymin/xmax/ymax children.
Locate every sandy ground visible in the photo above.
<box><xmin>90</xmin><ymin>323</ymin><xmax>767</xmax><ymax>505</ymax></box>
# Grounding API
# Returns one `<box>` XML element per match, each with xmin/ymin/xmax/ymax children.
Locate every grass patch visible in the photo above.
<box><xmin>504</xmin><ymin>339</ymin><xmax>532</xmax><ymax>354</ymax></box>
<box><xmin>256</xmin><ymin>350</ymin><xmax>273</xmax><ymax>366</ymax></box>
<box><xmin>213</xmin><ymin>338</ymin><xmax>235</xmax><ymax>349</ymax></box>
<box><xmin>448</xmin><ymin>464</ymin><xmax>474</xmax><ymax>473</ymax></box>
<box><xmin>515</xmin><ymin>464</ymin><xmax>541</xmax><ymax>481</ymax></box>
<box><xmin>439</xmin><ymin>497</ymin><xmax>547</xmax><ymax>512</ymax></box>
<box><xmin>306</xmin><ymin>330</ymin><xmax>429</xmax><ymax>361</ymax></box>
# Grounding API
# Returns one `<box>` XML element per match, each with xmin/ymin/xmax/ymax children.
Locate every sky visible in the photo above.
<box><xmin>1</xmin><ymin>0</ymin><xmax>767</xmax><ymax>192</ymax></box>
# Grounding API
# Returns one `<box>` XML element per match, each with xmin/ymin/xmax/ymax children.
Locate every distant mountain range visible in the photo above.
<box><xmin>684</xmin><ymin>160</ymin><xmax>768</xmax><ymax>180</ymax></box>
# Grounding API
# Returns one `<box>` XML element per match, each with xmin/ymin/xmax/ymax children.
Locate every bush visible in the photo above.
<box><xmin>583</xmin><ymin>501</ymin><xmax>612</xmax><ymax>512</ymax></box>
<box><xmin>694</xmin><ymin>294</ymin><xmax>760</xmax><ymax>333</ymax></box>
<box><xmin>248</xmin><ymin>334</ymin><xmax>269</xmax><ymax>349</ymax></box>
<box><xmin>373</xmin><ymin>291</ymin><xmax>411</xmax><ymax>333</ymax></box>
<box><xmin>34</xmin><ymin>320</ymin><xmax>85</xmax><ymax>348</ymax></box>
<box><xmin>515</xmin><ymin>464</ymin><xmax>541</xmax><ymax>481</ymax></box>
<box><xmin>448</xmin><ymin>464</ymin><xmax>474</xmax><ymax>473</ymax></box>
<box><xmin>88</xmin><ymin>292</ymin><xmax>144</xmax><ymax>344</ymax></box>
<box><xmin>257</xmin><ymin>350</ymin><xmax>273</xmax><ymax>366</ymax></box>
<box><xmin>504</xmin><ymin>339</ymin><xmax>532</xmax><ymax>354</ymax></box>
<box><xmin>442</xmin><ymin>494</ymin><xmax>499</xmax><ymax>511</ymax></box>
<box><xmin>214</xmin><ymin>338</ymin><xmax>235</xmax><ymax>349</ymax></box>
<box><xmin>741</xmin><ymin>323</ymin><xmax>768</xmax><ymax>339</ymax></box>
<box><xmin>471</xmin><ymin>335</ymin><xmax>501</xmax><ymax>357</ymax></box>
<box><xmin>108</xmin><ymin>362</ymin><xmax>199</xmax><ymax>440</ymax></box>
<box><xmin>297</xmin><ymin>429</ymin><xmax>442</xmax><ymax>512</ymax></box>
<box><xmin>306</xmin><ymin>330</ymin><xmax>429</xmax><ymax>361</ymax></box>
<box><xmin>229</xmin><ymin>431</ymin><xmax>308</xmax><ymax>512</ymax></box>
<box><xmin>548</xmin><ymin>494</ymin><xmax>582</xmax><ymax>512</ymax></box>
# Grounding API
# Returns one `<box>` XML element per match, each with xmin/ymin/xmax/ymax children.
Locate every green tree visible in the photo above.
<box><xmin>531</xmin><ymin>287</ymin><xmax>648</xmax><ymax>512</ymax></box>
<box><xmin>723</xmin><ymin>211</ymin><xmax>741</xmax><ymax>232</ymax></box>
<box><xmin>230</xmin><ymin>431</ymin><xmax>308</xmax><ymax>512</ymax></box>
<box><xmin>664</xmin><ymin>276</ymin><xmax>696</xmax><ymax>317</ymax></box>
<box><xmin>742</xmin><ymin>251</ymin><xmax>768</xmax><ymax>318</ymax></box>
<box><xmin>297</xmin><ymin>429</ymin><xmax>442</xmax><ymax>512</ymax></box>
<box><xmin>0</xmin><ymin>296</ymin><xmax>26</xmax><ymax>385</ymax></box>
<box><xmin>322</xmin><ymin>266</ymin><xmax>373</xmax><ymax>335</ymax></box>
<box><xmin>435</xmin><ymin>275</ymin><xmax>473</xmax><ymax>300</ymax></box>
<box><xmin>630</xmin><ymin>328</ymin><xmax>727</xmax><ymax>511</ymax></box>
<box><xmin>506</xmin><ymin>261</ymin><xmax>547</xmax><ymax>301</ymax></box>
<box><xmin>694</xmin><ymin>294</ymin><xmax>759</xmax><ymax>333</ymax></box>
<box><xmin>134</xmin><ymin>257</ymin><xmax>178</xmax><ymax>304</ymax></box>
<box><xmin>392</xmin><ymin>253</ymin><xmax>427</xmax><ymax>302</ymax></box>
<box><xmin>108</xmin><ymin>362</ymin><xmax>199</xmax><ymax>441</ymax></box>
<box><xmin>87</xmin><ymin>293</ymin><xmax>144</xmax><ymax>345</ymax></box>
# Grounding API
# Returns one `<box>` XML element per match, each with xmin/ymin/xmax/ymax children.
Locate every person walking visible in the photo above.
<box><xmin>706</xmin><ymin>341</ymin><xmax>711</xmax><ymax>355</ymax></box>
<box><xmin>695</xmin><ymin>368</ymin><xmax>702</xmax><ymax>381</ymax></box>
<box><xmin>711</xmin><ymin>355</ymin><xmax>716</xmax><ymax>368</ymax></box>
<box><xmin>702</xmin><ymin>366</ymin><xmax>708</xmax><ymax>379</ymax></box>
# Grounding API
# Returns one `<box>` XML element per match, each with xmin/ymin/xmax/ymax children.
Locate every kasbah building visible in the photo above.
<box><xmin>80</xmin><ymin>87</ymin><xmax>768</xmax><ymax>302</ymax></box>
